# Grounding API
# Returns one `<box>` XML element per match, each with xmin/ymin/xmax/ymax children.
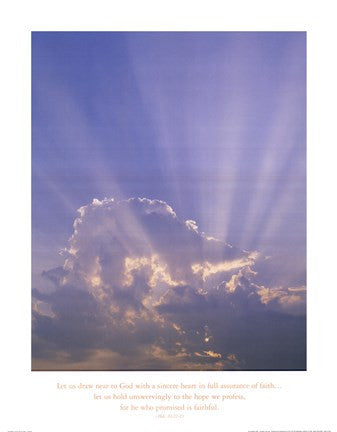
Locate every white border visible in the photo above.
<box><xmin>1</xmin><ymin>1</ymin><xmax>336</xmax><ymax>431</ymax></box>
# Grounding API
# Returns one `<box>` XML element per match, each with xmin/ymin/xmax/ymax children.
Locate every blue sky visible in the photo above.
<box><xmin>32</xmin><ymin>32</ymin><xmax>306</xmax><ymax>370</ymax></box>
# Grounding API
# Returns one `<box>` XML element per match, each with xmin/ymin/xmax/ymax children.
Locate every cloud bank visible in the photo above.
<box><xmin>32</xmin><ymin>197</ymin><xmax>306</xmax><ymax>370</ymax></box>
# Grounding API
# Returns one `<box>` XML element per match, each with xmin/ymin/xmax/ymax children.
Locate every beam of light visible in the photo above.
<box><xmin>127</xmin><ymin>34</ymin><xmax>256</xmax><ymax>249</ymax></box>
<box><xmin>209</xmin><ymin>37</ymin><xmax>262</xmax><ymax>245</ymax></box>
<box><xmin>119</xmin><ymin>38</ymin><xmax>221</xmax><ymax>266</ymax></box>
<box><xmin>125</xmin><ymin>36</ymin><xmax>185</xmax><ymax>214</ymax></box>
<box><xmin>122</xmin><ymin>34</ymin><xmax>305</xmax><ymax>289</ymax></box>
<box><xmin>34</xmin><ymin>78</ymin><xmax>157</xmax><ymax>257</ymax></box>
<box><xmin>33</xmin><ymin>170</ymin><xmax>77</xmax><ymax>214</ymax></box>
<box><xmin>238</xmin><ymin>99</ymin><xmax>304</xmax><ymax>251</ymax></box>
<box><xmin>34</xmin><ymin>32</ymin><xmax>305</xmax><ymax>280</ymax></box>
<box><xmin>236</xmin><ymin>39</ymin><xmax>305</xmax><ymax>252</ymax></box>
<box><xmin>255</xmin><ymin>186</ymin><xmax>301</xmax><ymax>251</ymax></box>
<box><xmin>248</xmin><ymin>145</ymin><xmax>305</xmax><ymax>252</ymax></box>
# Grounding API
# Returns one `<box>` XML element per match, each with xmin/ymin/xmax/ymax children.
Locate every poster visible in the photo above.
<box><xmin>1</xmin><ymin>2</ymin><xmax>336</xmax><ymax>432</ymax></box>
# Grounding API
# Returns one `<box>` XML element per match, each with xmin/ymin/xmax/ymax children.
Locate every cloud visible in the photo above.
<box><xmin>254</xmin><ymin>282</ymin><xmax>306</xmax><ymax>316</ymax></box>
<box><xmin>32</xmin><ymin>197</ymin><xmax>306</xmax><ymax>370</ymax></box>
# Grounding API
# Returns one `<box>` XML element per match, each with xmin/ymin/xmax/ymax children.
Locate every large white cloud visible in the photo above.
<box><xmin>32</xmin><ymin>197</ymin><xmax>306</xmax><ymax>370</ymax></box>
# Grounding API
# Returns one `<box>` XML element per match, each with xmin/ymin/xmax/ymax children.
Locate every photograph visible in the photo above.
<box><xmin>32</xmin><ymin>31</ymin><xmax>306</xmax><ymax>371</ymax></box>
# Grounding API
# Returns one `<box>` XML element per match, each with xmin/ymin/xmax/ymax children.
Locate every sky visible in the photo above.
<box><xmin>32</xmin><ymin>32</ymin><xmax>306</xmax><ymax>370</ymax></box>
